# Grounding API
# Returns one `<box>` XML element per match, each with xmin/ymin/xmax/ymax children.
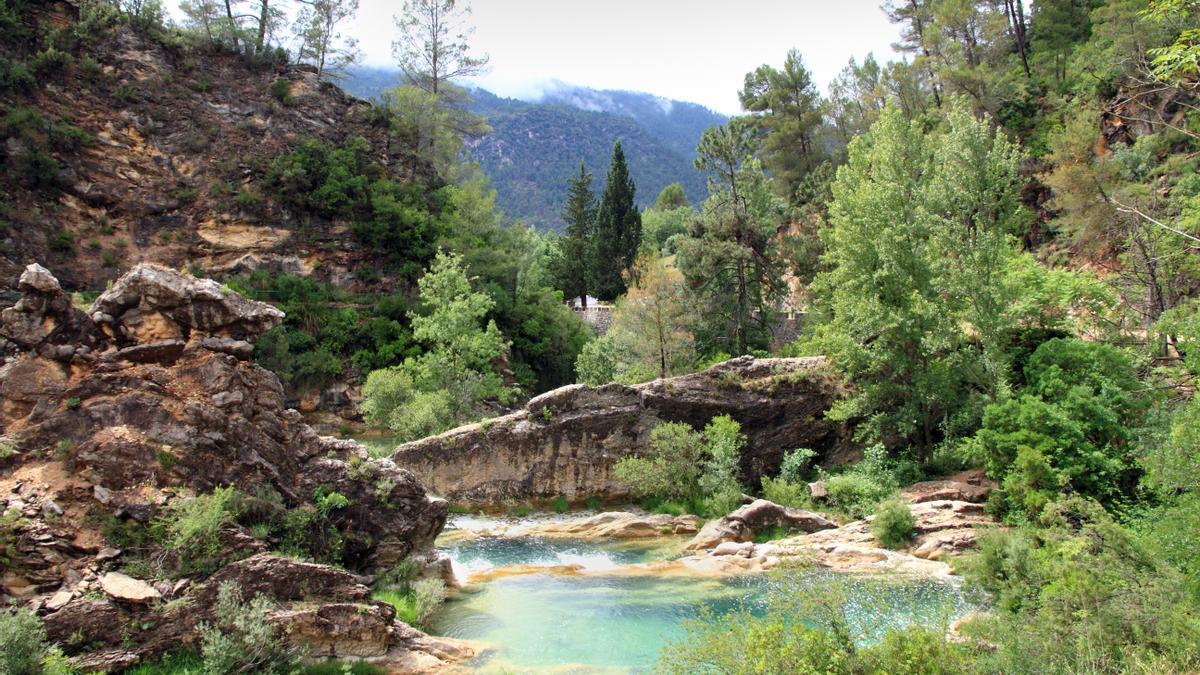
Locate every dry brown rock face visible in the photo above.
<box><xmin>1</xmin><ymin>264</ymin><xmax>461</xmax><ymax>671</ymax></box>
<box><xmin>393</xmin><ymin>356</ymin><xmax>843</xmax><ymax>504</ymax></box>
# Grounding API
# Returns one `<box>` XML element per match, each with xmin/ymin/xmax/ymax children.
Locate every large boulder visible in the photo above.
<box><xmin>685</xmin><ymin>499</ymin><xmax>837</xmax><ymax>551</ymax></box>
<box><xmin>393</xmin><ymin>356</ymin><xmax>843</xmax><ymax>503</ymax></box>
<box><xmin>89</xmin><ymin>263</ymin><xmax>284</xmax><ymax>345</ymax></box>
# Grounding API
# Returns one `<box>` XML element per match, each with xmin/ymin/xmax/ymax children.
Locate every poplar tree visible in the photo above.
<box><xmin>591</xmin><ymin>140</ymin><xmax>642</xmax><ymax>301</ymax></box>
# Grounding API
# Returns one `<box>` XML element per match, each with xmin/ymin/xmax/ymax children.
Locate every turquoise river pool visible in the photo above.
<box><xmin>425</xmin><ymin>520</ymin><xmax>976</xmax><ymax>673</ymax></box>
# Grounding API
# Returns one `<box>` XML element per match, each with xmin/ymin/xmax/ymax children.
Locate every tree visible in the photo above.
<box><xmin>362</xmin><ymin>251</ymin><xmax>512</xmax><ymax>440</ymax></box>
<box><xmin>653</xmin><ymin>183</ymin><xmax>690</xmax><ymax>211</ymax></box>
<box><xmin>610</xmin><ymin>253</ymin><xmax>694</xmax><ymax>379</ymax></box>
<box><xmin>739</xmin><ymin>49</ymin><xmax>826</xmax><ymax>201</ymax></box>
<box><xmin>392</xmin><ymin>0</ymin><xmax>489</xmax><ymax>96</ymax></box>
<box><xmin>810</xmin><ymin>102</ymin><xmax>1025</xmax><ymax>460</ymax></box>
<box><xmin>554</xmin><ymin>162</ymin><xmax>597</xmax><ymax>306</ymax></box>
<box><xmin>293</xmin><ymin>0</ymin><xmax>362</xmax><ymax>78</ymax></box>
<box><xmin>678</xmin><ymin>119</ymin><xmax>782</xmax><ymax>356</ymax></box>
<box><xmin>591</xmin><ymin>140</ymin><xmax>642</xmax><ymax>301</ymax></box>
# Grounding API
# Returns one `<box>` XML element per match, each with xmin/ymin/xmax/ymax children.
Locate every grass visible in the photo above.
<box><xmin>373</xmin><ymin>587</ymin><xmax>420</xmax><ymax>625</ymax></box>
<box><xmin>551</xmin><ymin>495</ymin><xmax>570</xmax><ymax>513</ymax></box>
<box><xmin>752</xmin><ymin>526</ymin><xmax>792</xmax><ymax>543</ymax></box>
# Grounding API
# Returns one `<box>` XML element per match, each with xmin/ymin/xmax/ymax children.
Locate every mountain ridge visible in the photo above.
<box><xmin>342</xmin><ymin>67</ymin><xmax>726</xmax><ymax>229</ymax></box>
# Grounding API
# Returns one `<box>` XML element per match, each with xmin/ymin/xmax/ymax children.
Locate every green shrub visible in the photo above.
<box><xmin>0</xmin><ymin>57</ymin><xmax>33</xmax><ymax>91</ymax></box>
<box><xmin>269</xmin><ymin>78</ymin><xmax>293</xmax><ymax>105</ymax></box>
<box><xmin>871</xmin><ymin>498</ymin><xmax>916</xmax><ymax>549</ymax></box>
<box><xmin>158</xmin><ymin>486</ymin><xmax>241</xmax><ymax>575</ymax></box>
<box><xmin>760</xmin><ymin>476</ymin><xmax>810</xmax><ymax>509</ymax></box>
<box><xmin>28</xmin><ymin>47</ymin><xmax>72</xmax><ymax>80</ymax></box>
<box><xmin>615</xmin><ymin>416</ymin><xmax>747</xmax><ymax>518</ymax></box>
<box><xmin>779</xmin><ymin>447</ymin><xmax>817</xmax><ymax>484</ymax></box>
<box><xmin>198</xmin><ymin>582</ymin><xmax>301</xmax><ymax>674</ymax></box>
<box><xmin>374</xmin><ymin>575</ymin><xmax>446</xmax><ymax>627</ymax></box>
<box><xmin>551</xmin><ymin>495</ymin><xmax>569</xmax><ymax>513</ymax></box>
<box><xmin>823</xmin><ymin>473</ymin><xmax>891</xmax><ymax>519</ymax></box>
<box><xmin>963</xmin><ymin>497</ymin><xmax>1200</xmax><ymax>673</ymax></box>
<box><xmin>0</xmin><ymin>607</ymin><xmax>48</xmax><ymax>675</ymax></box>
<box><xmin>963</xmin><ymin>338</ymin><xmax>1142</xmax><ymax>513</ymax></box>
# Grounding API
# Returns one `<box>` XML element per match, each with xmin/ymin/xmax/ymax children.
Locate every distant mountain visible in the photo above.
<box><xmin>341</xmin><ymin>68</ymin><xmax>727</xmax><ymax>230</ymax></box>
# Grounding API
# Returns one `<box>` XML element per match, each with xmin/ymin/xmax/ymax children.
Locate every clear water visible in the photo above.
<box><xmin>443</xmin><ymin>536</ymin><xmax>687</xmax><ymax>577</ymax></box>
<box><xmin>429</xmin><ymin>535</ymin><xmax>974</xmax><ymax>673</ymax></box>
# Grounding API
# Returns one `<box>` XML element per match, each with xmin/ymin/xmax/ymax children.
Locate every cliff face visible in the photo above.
<box><xmin>392</xmin><ymin>356</ymin><xmax>844</xmax><ymax>504</ymax></box>
<box><xmin>1</xmin><ymin>0</ymin><xmax>432</xmax><ymax>293</ymax></box>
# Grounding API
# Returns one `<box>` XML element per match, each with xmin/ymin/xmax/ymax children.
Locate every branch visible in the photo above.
<box><xmin>1094</xmin><ymin>182</ymin><xmax>1200</xmax><ymax>247</ymax></box>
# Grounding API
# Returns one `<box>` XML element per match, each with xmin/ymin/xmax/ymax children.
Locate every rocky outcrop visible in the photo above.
<box><xmin>1</xmin><ymin>263</ymin><xmax>446</xmax><ymax>571</ymax></box>
<box><xmin>41</xmin><ymin>554</ymin><xmax>478</xmax><ymax>672</ymax></box>
<box><xmin>393</xmin><ymin>356</ymin><xmax>842</xmax><ymax>503</ymax></box>
<box><xmin>1</xmin><ymin>264</ymin><xmax>457</xmax><ymax>670</ymax></box>
<box><xmin>684</xmin><ymin>499</ymin><xmax>836</xmax><ymax>551</ymax></box>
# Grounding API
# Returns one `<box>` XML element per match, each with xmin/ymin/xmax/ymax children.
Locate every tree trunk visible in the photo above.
<box><xmin>224</xmin><ymin>0</ymin><xmax>239</xmax><ymax>52</ymax></box>
<box><xmin>256</xmin><ymin>0</ymin><xmax>268</xmax><ymax>56</ymax></box>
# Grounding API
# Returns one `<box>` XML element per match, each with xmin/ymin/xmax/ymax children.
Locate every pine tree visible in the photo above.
<box><xmin>556</xmin><ymin>162</ymin><xmax>597</xmax><ymax>306</ymax></box>
<box><xmin>591</xmin><ymin>140</ymin><xmax>642</xmax><ymax>301</ymax></box>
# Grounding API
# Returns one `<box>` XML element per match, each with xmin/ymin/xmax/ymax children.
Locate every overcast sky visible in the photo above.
<box><xmin>342</xmin><ymin>0</ymin><xmax>901</xmax><ymax>114</ymax></box>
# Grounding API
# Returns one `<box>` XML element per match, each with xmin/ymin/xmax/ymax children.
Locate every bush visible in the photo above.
<box><xmin>823</xmin><ymin>473</ymin><xmax>892</xmax><ymax>519</ymax></box>
<box><xmin>158</xmin><ymin>486</ymin><xmax>241</xmax><ymax>575</ymax></box>
<box><xmin>269</xmin><ymin>78</ymin><xmax>293</xmax><ymax>105</ymax></box>
<box><xmin>963</xmin><ymin>338</ymin><xmax>1142</xmax><ymax>513</ymax></box>
<box><xmin>374</xmin><ymin>576</ymin><xmax>446</xmax><ymax>627</ymax></box>
<box><xmin>779</xmin><ymin>447</ymin><xmax>817</xmax><ymax>484</ymax></box>
<box><xmin>761</xmin><ymin>476</ymin><xmax>811</xmax><ymax>509</ymax></box>
<box><xmin>963</xmin><ymin>497</ymin><xmax>1200</xmax><ymax>673</ymax></box>
<box><xmin>614</xmin><ymin>416</ymin><xmax>747</xmax><ymax>517</ymax></box>
<box><xmin>871</xmin><ymin>498</ymin><xmax>916</xmax><ymax>549</ymax></box>
<box><xmin>198</xmin><ymin>582</ymin><xmax>301</xmax><ymax>675</ymax></box>
<box><xmin>0</xmin><ymin>607</ymin><xmax>48</xmax><ymax>675</ymax></box>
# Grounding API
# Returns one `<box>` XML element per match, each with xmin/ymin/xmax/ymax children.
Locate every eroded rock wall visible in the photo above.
<box><xmin>392</xmin><ymin>356</ymin><xmax>843</xmax><ymax>504</ymax></box>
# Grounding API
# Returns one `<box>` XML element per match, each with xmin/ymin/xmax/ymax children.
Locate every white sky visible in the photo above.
<box><xmin>346</xmin><ymin>0</ymin><xmax>901</xmax><ymax>114</ymax></box>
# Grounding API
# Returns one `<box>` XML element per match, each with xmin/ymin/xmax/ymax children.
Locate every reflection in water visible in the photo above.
<box><xmin>429</xmin><ymin>536</ymin><xmax>974</xmax><ymax>673</ymax></box>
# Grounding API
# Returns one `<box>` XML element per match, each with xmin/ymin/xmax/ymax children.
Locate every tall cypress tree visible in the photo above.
<box><xmin>556</xmin><ymin>162</ymin><xmax>597</xmax><ymax>306</ymax></box>
<box><xmin>591</xmin><ymin>140</ymin><xmax>642</xmax><ymax>301</ymax></box>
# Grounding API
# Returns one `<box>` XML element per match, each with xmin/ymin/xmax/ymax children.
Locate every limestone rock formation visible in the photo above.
<box><xmin>1</xmin><ymin>263</ymin><xmax>445</xmax><ymax>570</ymax></box>
<box><xmin>1</xmin><ymin>264</ymin><xmax>457</xmax><ymax>670</ymax></box>
<box><xmin>41</xmin><ymin>555</ymin><xmax>478</xmax><ymax>671</ymax></box>
<box><xmin>393</xmin><ymin>356</ymin><xmax>843</xmax><ymax>503</ymax></box>
<box><xmin>684</xmin><ymin>499</ymin><xmax>837</xmax><ymax>551</ymax></box>
<box><xmin>518</xmin><ymin>511</ymin><xmax>701</xmax><ymax>539</ymax></box>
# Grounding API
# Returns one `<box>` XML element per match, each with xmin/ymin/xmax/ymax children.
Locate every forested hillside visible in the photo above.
<box><xmin>343</xmin><ymin>67</ymin><xmax>719</xmax><ymax>229</ymax></box>
<box><xmin>3</xmin><ymin>0</ymin><xmax>1200</xmax><ymax>673</ymax></box>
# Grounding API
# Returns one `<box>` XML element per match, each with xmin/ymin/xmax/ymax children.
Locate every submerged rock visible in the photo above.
<box><xmin>394</xmin><ymin>356</ymin><xmax>843</xmax><ymax>504</ymax></box>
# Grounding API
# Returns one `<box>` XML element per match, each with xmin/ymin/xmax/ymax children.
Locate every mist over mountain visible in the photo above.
<box><xmin>341</xmin><ymin>67</ymin><xmax>726</xmax><ymax>230</ymax></box>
